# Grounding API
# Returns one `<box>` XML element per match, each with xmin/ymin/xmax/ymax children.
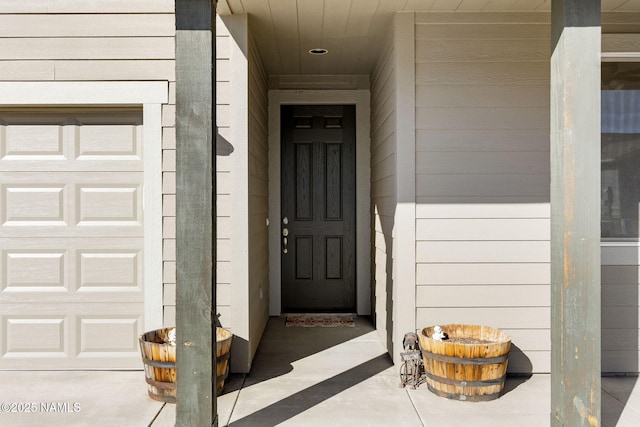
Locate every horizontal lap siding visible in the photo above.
<box><xmin>602</xmin><ymin>12</ymin><xmax>640</xmax><ymax>33</ymax></box>
<box><xmin>602</xmin><ymin>245</ymin><xmax>640</xmax><ymax>372</ymax></box>
<box><xmin>414</xmin><ymin>13</ymin><xmax>551</xmax><ymax>373</ymax></box>
<box><xmin>0</xmin><ymin>1</ymin><xmax>174</xmax><ymax>13</ymax></box>
<box><xmin>0</xmin><ymin>38</ymin><xmax>174</xmax><ymax>59</ymax></box>
<box><xmin>247</xmin><ymin>30</ymin><xmax>269</xmax><ymax>362</ymax></box>
<box><xmin>214</xmin><ymin>23</ymin><xmax>233</xmax><ymax>326</ymax></box>
<box><xmin>0</xmin><ymin>14</ymin><xmax>175</xmax><ymax>37</ymax></box>
<box><xmin>370</xmin><ymin>32</ymin><xmax>396</xmax><ymax>353</ymax></box>
<box><xmin>0</xmin><ymin>13</ymin><xmax>175</xmax><ymax>82</ymax></box>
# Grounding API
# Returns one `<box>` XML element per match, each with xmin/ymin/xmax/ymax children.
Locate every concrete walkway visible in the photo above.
<box><xmin>1</xmin><ymin>317</ymin><xmax>640</xmax><ymax>426</ymax></box>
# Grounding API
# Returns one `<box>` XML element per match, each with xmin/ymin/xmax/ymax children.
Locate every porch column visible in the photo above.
<box><xmin>550</xmin><ymin>1</ymin><xmax>601</xmax><ymax>426</ymax></box>
<box><xmin>175</xmin><ymin>0</ymin><xmax>217</xmax><ymax>426</ymax></box>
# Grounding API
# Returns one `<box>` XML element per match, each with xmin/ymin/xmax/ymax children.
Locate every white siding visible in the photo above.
<box><xmin>413</xmin><ymin>13</ymin><xmax>551</xmax><ymax>373</ymax></box>
<box><xmin>370</xmin><ymin>30</ymin><xmax>396</xmax><ymax>353</ymax></box>
<box><xmin>214</xmin><ymin>19</ymin><xmax>234</xmax><ymax>329</ymax></box>
<box><xmin>0</xmin><ymin>1</ymin><xmax>174</xmax><ymax>13</ymax></box>
<box><xmin>212</xmin><ymin>14</ymin><xmax>270</xmax><ymax>372</ymax></box>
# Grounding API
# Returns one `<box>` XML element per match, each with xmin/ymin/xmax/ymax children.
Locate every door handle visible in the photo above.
<box><xmin>282</xmin><ymin>228</ymin><xmax>289</xmax><ymax>253</ymax></box>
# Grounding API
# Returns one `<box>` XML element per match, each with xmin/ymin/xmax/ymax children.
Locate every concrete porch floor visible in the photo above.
<box><xmin>1</xmin><ymin>316</ymin><xmax>639</xmax><ymax>426</ymax></box>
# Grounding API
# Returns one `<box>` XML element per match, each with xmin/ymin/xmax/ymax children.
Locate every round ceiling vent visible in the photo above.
<box><xmin>308</xmin><ymin>48</ymin><xmax>328</xmax><ymax>55</ymax></box>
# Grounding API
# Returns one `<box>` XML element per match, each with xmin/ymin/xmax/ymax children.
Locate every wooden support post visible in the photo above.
<box><xmin>175</xmin><ymin>1</ymin><xmax>217</xmax><ymax>426</ymax></box>
<box><xmin>550</xmin><ymin>1</ymin><xmax>601</xmax><ymax>426</ymax></box>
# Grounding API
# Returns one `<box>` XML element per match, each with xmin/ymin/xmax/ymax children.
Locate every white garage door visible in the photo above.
<box><xmin>0</xmin><ymin>109</ymin><xmax>146</xmax><ymax>369</ymax></box>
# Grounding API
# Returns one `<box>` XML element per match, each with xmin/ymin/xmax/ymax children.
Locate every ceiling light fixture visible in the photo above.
<box><xmin>309</xmin><ymin>48</ymin><xmax>328</xmax><ymax>55</ymax></box>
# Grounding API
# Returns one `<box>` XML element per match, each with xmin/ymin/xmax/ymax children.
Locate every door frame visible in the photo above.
<box><xmin>268</xmin><ymin>90</ymin><xmax>371</xmax><ymax>315</ymax></box>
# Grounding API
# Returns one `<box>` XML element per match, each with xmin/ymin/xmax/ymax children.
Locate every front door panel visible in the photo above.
<box><xmin>281</xmin><ymin>105</ymin><xmax>356</xmax><ymax>312</ymax></box>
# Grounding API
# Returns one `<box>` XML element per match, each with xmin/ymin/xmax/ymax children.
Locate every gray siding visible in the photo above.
<box><xmin>370</xmin><ymin>32</ymin><xmax>397</xmax><ymax>353</ymax></box>
<box><xmin>600</xmin><ymin>14</ymin><xmax>640</xmax><ymax>374</ymax></box>
<box><xmin>413</xmin><ymin>12</ymin><xmax>551</xmax><ymax>373</ymax></box>
<box><xmin>247</xmin><ymin>29</ymin><xmax>270</xmax><ymax>363</ymax></box>
<box><xmin>602</xmin><ymin>246</ymin><xmax>640</xmax><ymax>373</ymax></box>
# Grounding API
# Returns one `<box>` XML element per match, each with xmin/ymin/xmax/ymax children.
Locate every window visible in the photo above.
<box><xmin>601</xmin><ymin>62</ymin><xmax>640</xmax><ymax>238</ymax></box>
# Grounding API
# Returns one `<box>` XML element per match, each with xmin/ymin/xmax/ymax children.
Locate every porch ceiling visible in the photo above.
<box><xmin>219</xmin><ymin>0</ymin><xmax>640</xmax><ymax>76</ymax></box>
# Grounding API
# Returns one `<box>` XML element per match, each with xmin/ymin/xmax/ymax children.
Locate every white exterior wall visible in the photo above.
<box><xmin>214</xmin><ymin>15</ymin><xmax>237</xmax><ymax>337</ymax></box>
<box><xmin>413</xmin><ymin>12</ymin><xmax>551</xmax><ymax>373</ymax></box>
<box><xmin>215</xmin><ymin>14</ymin><xmax>270</xmax><ymax>372</ymax></box>
<box><xmin>370</xmin><ymin>27</ymin><xmax>397</xmax><ymax>354</ymax></box>
<box><xmin>370</xmin><ymin>13</ymin><xmax>416</xmax><ymax>363</ymax></box>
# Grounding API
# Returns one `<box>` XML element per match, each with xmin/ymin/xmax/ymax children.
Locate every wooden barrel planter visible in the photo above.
<box><xmin>419</xmin><ymin>324</ymin><xmax>511</xmax><ymax>402</ymax></box>
<box><xmin>139</xmin><ymin>327</ymin><xmax>233</xmax><ymax>403</ymax></box>
<box><xmin>214</xmin><ymin>327</ymin><xmax>233</xmax><ymax>395</ymax></box>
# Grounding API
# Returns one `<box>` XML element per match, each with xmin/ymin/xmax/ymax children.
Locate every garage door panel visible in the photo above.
<box><xmin>0</xmin><ymin>172</ymin><xmax>143</xmax><ymax>237</ymax></box>
<box><xmin>1</xmin><ymin>124</ymin><xmax>65</xmax><ymax>158</ymax></box>
<box><xmin>78</xmin><ymin>250</ymin><xmax>141</xmax><ymax>289</ymax></box>
<box><xmin>78</xmin><ymin>185</ymin><xmax>140</xmax><ymax>225</ymax></box>
<box><xmin>76</xmin><ymin>124</ymin><xmax>141</xmax><ymax>160</ymax></box>
<box><xmin>78</xmin><ymin>316</ymin><xmax>139</xmax><ymax>354</ymax></box>
<box><xmin>0</xmin><ymin>304</ymin><xmax>144</xmax><ymax>369</ymax></box>
<box><xmin>5</xmin><ymin>251</ymin><xmax>65</xmax><ymax>288</ymax></box>
<box><xmin>1</xmin><ymin>238</ymin><xmax>143</xmax><ymax>302</ymax></box>
<box><xmin>2</xmin><ymin>184</ymin><xmax>66</xmax><ymax>225</ymax></box>
<box><xmin>4</xmin><ymin>316</ymin><xmax>66</xmax><ymax>354</ymax></box>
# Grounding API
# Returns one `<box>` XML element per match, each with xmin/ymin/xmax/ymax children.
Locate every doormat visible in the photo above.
<box><xmin>285</xmin><ymin>315</ymin><xmax>355</xmax><ymax>328</ymax></box>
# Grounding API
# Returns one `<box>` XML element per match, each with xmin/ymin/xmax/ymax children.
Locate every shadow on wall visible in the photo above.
<box><xmin>371</xmin><ymin>204</ymin><xmax>395</xmax><ymax>358</ymax></box>
<box><xmin>217</xmin><ymin>132</ymin><xmax>234</xmax><ymax>156</ymax></box>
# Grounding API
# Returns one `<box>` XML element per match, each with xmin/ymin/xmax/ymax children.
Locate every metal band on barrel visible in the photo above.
<box><xmin>142</xmin><ymin>351</ymin><xmax>229</xmax><ymax>369</ymax></box>
<box><xmin>142</xmin><ymin>358</ymin><xmax>176</xmax><ymax>369</ymax></box>
<box><xmin>421</xmin><ymin>349</ymin><xmax>508</xmax><ymax>365</ymax></box>
<box><xmin>424</xmin><ymin>370</ymin><xmax>506</xmax><ymax>387</ymax></box>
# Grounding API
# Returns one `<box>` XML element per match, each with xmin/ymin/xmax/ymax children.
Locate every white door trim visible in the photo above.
<box><xmin>268</xmin><ymin>90</ymin><xmax>371</xmax><ymax>315</ymax></box>
<box><xmin>0</xmin><ymin>81</ymin><xmax>167</xmax><ymax>332</ymax></box>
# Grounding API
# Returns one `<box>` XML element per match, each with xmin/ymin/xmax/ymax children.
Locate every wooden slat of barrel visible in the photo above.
<box><xmin>215</xmin><ymin>327</ymin><xmax>233</xmax><ymax>394</ymax></box>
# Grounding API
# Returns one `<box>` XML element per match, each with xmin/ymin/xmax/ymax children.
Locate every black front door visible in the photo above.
<box><xmin>281</xmin><ymin>105</ymin><xmax>356</xmax><ymax>312</ymax></box>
